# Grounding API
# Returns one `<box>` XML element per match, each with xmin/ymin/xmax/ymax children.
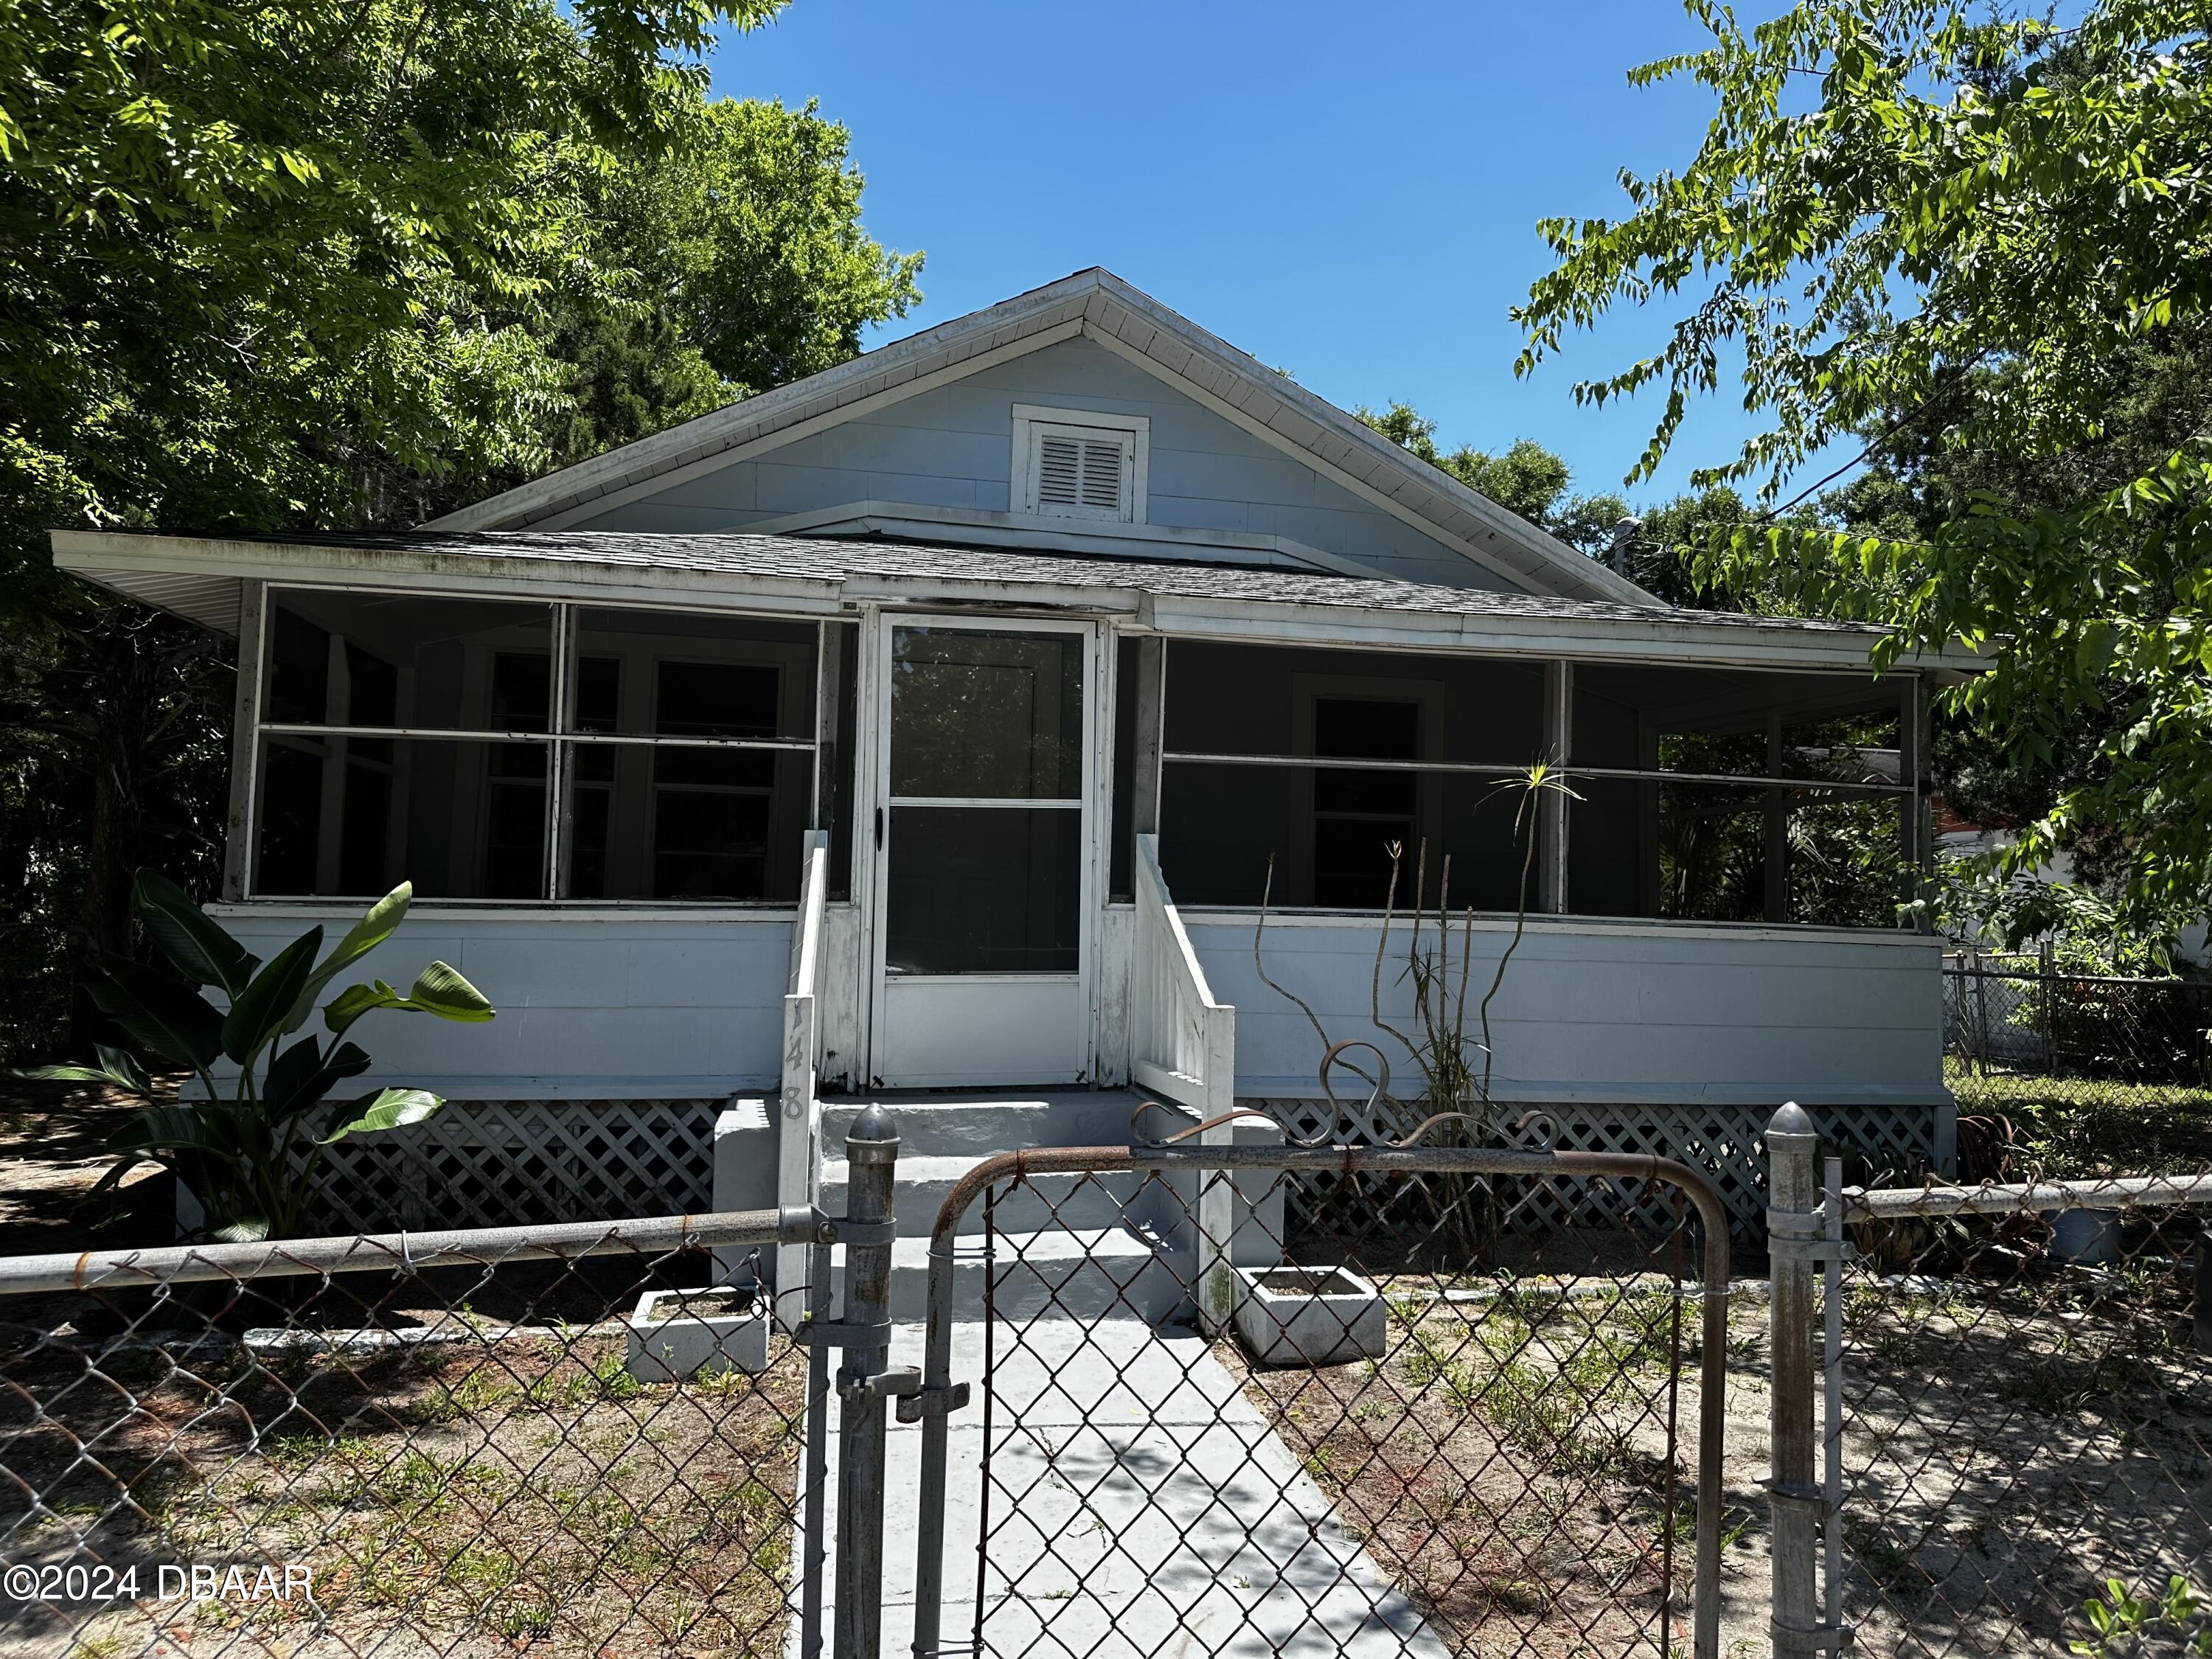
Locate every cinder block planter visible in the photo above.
<box><xmin>1232</xmin><ymin>1265</ymin><xmax>1385</xmax><ymax>1367</ymax></box>
<box><xmin>625</xmin><ymin>1286</ymin><xmax>770</xmax><ymax>1382</ymax></box>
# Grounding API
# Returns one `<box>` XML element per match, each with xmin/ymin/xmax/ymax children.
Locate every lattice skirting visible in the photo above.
<box><xmin>1251</xmin><ymin>1096</ymin><xmax>1949</xmax><ymax>1245</ymax></box>
<box><xmin>296</xmin><ymin>1099</ymin><xmax>721</xmax><ymax>1234</ymax></box>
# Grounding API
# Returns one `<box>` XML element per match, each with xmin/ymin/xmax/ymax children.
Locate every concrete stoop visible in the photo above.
<box><xmin>788</xmin><ymin>1321</ymin><xmax>1447</xmax><ymax>1659</ymax></box>
<box><xmin>818</xmin><ymin>1091</ymin><xmax>1193</xmax><ymax>1324</ymax></box>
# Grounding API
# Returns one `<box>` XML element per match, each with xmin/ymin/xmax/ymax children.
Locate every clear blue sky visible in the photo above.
<box><xmin>709</xmin><ymin>1</ymin><xmax>1778</xmax><ymax>508</ymax></box>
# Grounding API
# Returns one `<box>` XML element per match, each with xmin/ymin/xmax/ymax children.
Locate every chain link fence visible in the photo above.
<box><xmin>1770</xmin><ymin>1132</ymin><xmax>2212</xmax><ymax>1658</ymax></box>
<box><xmin>1943</xmin><ymin>960</ymin><xmax>2212</xmax><ymax>1179</ymax></box>
<box><xmin>0</xmin><ymin>1213</ymin><xmax>824</xmax><ymax>1658</ymax></box>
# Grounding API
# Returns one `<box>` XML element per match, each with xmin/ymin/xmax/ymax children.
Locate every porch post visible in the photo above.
<box><xmin>223</xmin><ymin>580</ymin><xmax>265</xmax><ymax>902</ymax></box>
<box><xmin>1764</xmin><ymin>711</ymin><xmax>1788</xmax><ymax>923</ymax></box>
<box><xmin>1131</xmin><ymin>635</ymin><xmax>1166</xmax><ymax>837</ymax></box>
<box><xmin>1540</xmin><ymin>661</ymin><xmax>1572</xmax><ymax>913</ymax></box>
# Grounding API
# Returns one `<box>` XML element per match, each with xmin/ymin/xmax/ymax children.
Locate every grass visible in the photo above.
<box><xmin>1</xmin><ymin>1325</ymin><xmax>810</xmax><ymax>1658</ymax></box>
<box><xmin>1232</xmin><ymin>1270</ymin><xmax>1709</xmax><ymax>1655</ymax></box>
<box><xmin>1945</xmin><ymin>1060</ymin><xmax>2212</xmax><ymax>1177</ymax></box>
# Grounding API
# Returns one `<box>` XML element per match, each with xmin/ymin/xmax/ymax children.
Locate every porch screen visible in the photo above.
<box><xmin>251</xmin><ymin>590</ymin><xmax>829</xmax><ymax>902</ymax></box>
<box><xmin>1152</xmin><ymin>642</ymin><xmax>1544</xmax><ymax>911</ymax></box>
<box><xmin>1142</xmin><ymin>641</ymin><xmax>1917</xmax><ymax>928</ymax></box>
<box><xmin>1568</xmin><ymin>664</ymin><xmax>1911</xmax><ymax>926</ymax></box>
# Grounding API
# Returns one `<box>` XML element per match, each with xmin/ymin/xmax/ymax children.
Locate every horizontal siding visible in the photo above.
<box><xmin>1186</xmin><ymin>918</ymin><xmax>1944</xmax><ymax>1106</ymax></box>
<box><xmin>574</xmin><ymin>338</ymin><xmax>1509</xmax><ymax>591</ymax></box>
<box><xmin>206</xmin><ymin>908</ymin><xmax>792</xmax><ymax>1091</ymax></box>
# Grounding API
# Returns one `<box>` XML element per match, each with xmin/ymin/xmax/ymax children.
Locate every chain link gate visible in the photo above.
<box><xmin>905</xmin><ymin>1136</ymin><xmax>1735</xmax><ymax>1659</ymax></box>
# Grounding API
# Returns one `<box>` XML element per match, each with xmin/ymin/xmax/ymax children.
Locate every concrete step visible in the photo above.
<box><xmin>822</xmin><ymin>1229</ymin><xmax>1192</xmax><ymax>1322</ymax></box>
<box><xmin>818</xmin><ymin>1091</ymin><xmax>1158</xmax><ymax>1158</ymax></box>
<box><xmin>821</xmin><ymin>1153</ymin><xmax>1143</xmax><ymax>1239</ymax></box>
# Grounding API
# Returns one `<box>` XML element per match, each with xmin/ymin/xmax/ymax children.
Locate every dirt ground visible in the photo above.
<box><xmin>0</xmin><ymin>1077</ymin><xmax>181</xmax><ymax>1258</ymax></box>
<box><xmin>0</xmin><ymin>1297</ymin><xmax>809</xmax><ymax>1659</ymax></box>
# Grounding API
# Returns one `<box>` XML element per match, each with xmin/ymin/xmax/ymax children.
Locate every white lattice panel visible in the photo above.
<box><xmin>1250</xmin><ymin>1096</ymin><xmax>1943</xmax><ymax>1242</ymax></box>
<box><xmin>299</xmin><ymin>1099</ymin><xmax>720</xmax><ymax>1233</ymax></box>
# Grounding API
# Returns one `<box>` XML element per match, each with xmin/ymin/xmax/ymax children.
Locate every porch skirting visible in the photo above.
<box><xmin>1251</xmin><ymin>1095</ymin><xmax>1955</xmax><ymax>1245</ymax></box>
<box><xmin>296</xmin><ymin>1099</ymin><xmax>720</xmax><ymax>1234</ymax></box>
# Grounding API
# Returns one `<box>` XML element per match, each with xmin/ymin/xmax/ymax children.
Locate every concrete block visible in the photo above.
<box><xmin>1234</xmin><ymin>1265</ymin><xmax>1387</xmax><ymax>1367</ymax></box>
<box><xmin>625</xmin><ymin>1286</ymin><xmax>770</xmax><ymax>1382</ymax></box>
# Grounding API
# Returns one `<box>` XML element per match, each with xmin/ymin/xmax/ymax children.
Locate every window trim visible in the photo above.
<box><xmin>241</xmin><ymin>585</ymin><xmax>832</xmax><ymax>906</ymax></box>
<box><xmin>1009</xmin><ymin>403</ymin><xmax>1150</xmax><ymax>525</ymax></box>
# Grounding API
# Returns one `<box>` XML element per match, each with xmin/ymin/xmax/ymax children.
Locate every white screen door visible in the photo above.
<box><xmin>868</xmin><ymin>618</ymin><xmax>1096</xmax><ymax>1087</ymax></box>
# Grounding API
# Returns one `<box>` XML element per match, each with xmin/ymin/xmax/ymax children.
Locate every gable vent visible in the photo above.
<box><xmin>1037</xmin><ymin>434</ymin><xmax>1125</xmax><ymax>513</ymax></box>
<box><xmin>1015</xmin><ymin>406</ymin><xmax>1146</xmax><ymax>524</ymax></box>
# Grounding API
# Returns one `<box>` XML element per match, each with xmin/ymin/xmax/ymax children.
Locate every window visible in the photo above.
<box><xmin>1011</xmin><ymin>403</ymin><xmax>1147</xmax><ymax>524</ymax></box>
<box><xmin>248</xmin><ymin>589</ymin><xmax>837</xmax><ymax>903</ymax></box>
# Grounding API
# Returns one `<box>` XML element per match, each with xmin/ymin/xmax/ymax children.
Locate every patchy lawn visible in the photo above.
<box><xmin>1224</xmin><ymin>1275</ymin><xmax>1766</xmax><ymax>1658</ymax></box>
<box><xmin>1</xmin><ymin>1299</ymin><xmax>809</xmax><ymax>1658</ymax></box>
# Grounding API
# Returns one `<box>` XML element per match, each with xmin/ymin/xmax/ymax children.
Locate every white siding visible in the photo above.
<box><xmin>572</xmin><ymin>338</ymin><xmax>1509</xmax><ymax>591</ymax></box>
<box><xmin>1183</xmin><ymin>913</ymin><xmax>1946</xmax><ymax>1107</ymax></box>
<box><xmin>205</xmin><ymin>906</ymin><xmax>793</xmax><ymax>1096</ymax></box>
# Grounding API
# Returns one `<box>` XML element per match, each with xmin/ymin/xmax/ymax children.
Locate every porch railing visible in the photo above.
<box><xmin>1130</xmin><ymin>832</ymin><xmax>1235</xmax><ymax>1119</ymax></box>
<box><xmin>775</xmin><ymin>827</ymin><xmax>831</xmax><ymax>1326</ymax></box>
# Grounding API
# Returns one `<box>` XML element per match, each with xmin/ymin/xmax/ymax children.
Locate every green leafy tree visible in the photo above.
<box><xmin>1515</xmin><ymin>0</ymin><xmax>2212</xmax><ymax>947</ymax></box>
<box><xmin>1356</xmin><ymin>403</ymin><xmax>1632</xmax><ymax>554</ymax></box>
<box><xmin>0</xmin><ymin>4</ymin><xmax>919</xmax><ymax>1059</ymax></box>
<box><xmin>12</xmin><ymin>874</ymin><xmax>493</xmax><ymax>1241</ymax></box>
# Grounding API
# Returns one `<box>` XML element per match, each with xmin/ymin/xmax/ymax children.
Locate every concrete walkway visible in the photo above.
<box><xmin>796</xmin><ymin>1320</ymin><xmax>1446</xmax><ymax>1659</ymax></box>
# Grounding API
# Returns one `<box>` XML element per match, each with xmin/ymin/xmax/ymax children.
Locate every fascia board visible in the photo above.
<box><xmin>428</xmin><ymin>283</ymin><xmax>1098</xmax><ymax>532</ymax></box>
<box><xmin>51</xmin><ymin>530</ymin><xmax>844</xmax><ymax>616</ymax></box>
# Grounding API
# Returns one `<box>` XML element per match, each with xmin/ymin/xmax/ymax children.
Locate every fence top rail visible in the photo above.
<box><xmin>1846</xmin><ymin>1172</ymin><xmax>2212</xmax><ymax>1222</ymax></box>
<box><xmin>923</xmin><ymin>1141</ymin><xmax>1735</xmax><ymax>1281</ymax></box>
<box><xmin>1943</xmin><ymin>963</ymin><xmax>2212</xmax><ymax>991</ymax></box>
<box><xmin>0</xmin><ymin>1206</ymin><xmax>804</xmax><ymax>1298</ymax></box>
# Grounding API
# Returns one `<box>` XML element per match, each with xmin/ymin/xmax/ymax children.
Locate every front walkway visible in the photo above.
<box><xmin>800</xmin><ymin>1319</ymin><xmax>1444</xmax><ymax>1658</ymax></box>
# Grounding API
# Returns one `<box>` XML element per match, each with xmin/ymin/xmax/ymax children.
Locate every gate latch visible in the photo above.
<box><xmin>826</xmin><ymin>1363</ymin><xmax>970</xmax><ymax>1419</ymax></box>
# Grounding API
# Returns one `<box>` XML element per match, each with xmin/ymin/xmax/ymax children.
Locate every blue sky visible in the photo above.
<box><xmin>709</xmin><ymin>1</ymin><xmax>1773</xmax><ymax>507</ymax></box>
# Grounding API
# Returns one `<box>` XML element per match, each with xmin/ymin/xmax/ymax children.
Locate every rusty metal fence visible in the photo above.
<box><xmin>0</xmin><ymin>1209</ymin><xmax>833</xmax><ymax>1659</ymax></box>
<box><xmin>907</xmin><ymin>1136</ymin><xmax>1736</xmax><ymax>1659</ymax></box>
<box><xmin>15</xmin><ymin>1102</ymin><xmax>2212</xmax><ymax>1659</ymax></box>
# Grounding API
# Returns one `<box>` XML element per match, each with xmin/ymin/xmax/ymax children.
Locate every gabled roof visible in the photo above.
<box><xmin>428</xmin><ymin>268</ymin><xmax>1660</xmax><ymax>608</ymax></box>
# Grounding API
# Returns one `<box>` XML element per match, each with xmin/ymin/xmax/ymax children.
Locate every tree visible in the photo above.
<box><xmin>1514</xmin><ymin>1</ymin><xmax>2212</xmax><ymax>947</ymax></box>
<box><xmin>0</xmin><ymin>3</ymin><xmax>919</xmax><ymax>1058</ymax></box>
<box><xmin>1356</xmin><ymin>403</ymin><xmax>1632</xmax><ymax>554</ymax></box>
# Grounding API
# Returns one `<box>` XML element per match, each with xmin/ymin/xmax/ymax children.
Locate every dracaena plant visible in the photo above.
<box><xmin>14</xmin><ymin>872</ymin><xmax>494</xmax><ymax>1242</ymax></box>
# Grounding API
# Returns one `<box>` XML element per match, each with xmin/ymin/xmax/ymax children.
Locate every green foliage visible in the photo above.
<box><xmin>11</xmin><ymin>871</ymin><xmax>493</xmax><ymax>1240</ymax></box>
<box><xmin>2070</xmin><ymin>1575</ymin><xmax>2212</xmax><ymax>1656</ymax></box>
<box><xmin>1357</xmin><ymin>403</ymin><xmax>1632</xmax><ymax>555</ymax></box>
<box><xmin>1516</xmin><ymin>0</ymin><xmax>2212</xmax><ymax>947</ymax></box>
<box><xmin>0</xmin><ymin>2</ymin><xmax>919</xmax><ymax>1061</ymax></box>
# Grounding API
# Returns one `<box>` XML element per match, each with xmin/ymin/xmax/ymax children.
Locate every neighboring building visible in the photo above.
<box><xmin>53</xmin><ymin>270</ymin><xmax>1980</xmax><ymax>1245</ymax></box>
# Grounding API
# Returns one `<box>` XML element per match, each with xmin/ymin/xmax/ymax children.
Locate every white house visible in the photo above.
<box><xmin>52</xmin><ymin>270</ymin><xmax>1976</xmax><ymax>1248</ymax></box>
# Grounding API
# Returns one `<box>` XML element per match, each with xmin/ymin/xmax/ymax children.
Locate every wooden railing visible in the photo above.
<box><xmin>1132</xmin><ymin>834</ymin><xmax>1241</xmax><ymax>1332</ymax></box>
<box><xmin>1131</xmin><ymin>832</ymin><xmax>1235</xmax><ymax>1118</ymax></box>
<box><xmin>774</xmin><ymin>829</ymin><xmax>830</xmax><ymax>1327</ymax></box>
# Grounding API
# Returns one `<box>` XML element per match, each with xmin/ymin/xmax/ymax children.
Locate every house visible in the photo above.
<box><xmin>52</xmin><ymin>269</ymin><xmax>1976</xmax><ymax>1258</ymax></box>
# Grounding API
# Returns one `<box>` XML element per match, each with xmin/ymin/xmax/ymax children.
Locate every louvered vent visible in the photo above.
<box><xmin>1035</xmin><ymin>433</ymin><xmax>1126</xmax><ymax>514</ymax></box>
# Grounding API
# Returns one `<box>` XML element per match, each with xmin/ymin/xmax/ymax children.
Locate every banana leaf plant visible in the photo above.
<box><xmin>13</xmin><ymin>872</ymin><xmax>494</xmax><ymax>1242</ymax></box>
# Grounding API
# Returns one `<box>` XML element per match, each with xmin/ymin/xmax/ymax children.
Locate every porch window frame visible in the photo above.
<box><xmin>236</xmin><ymin>582</ymin><xmax>836</xmax><ymax>907</ymax></box>
<box><xmin>1138</xmin><ymin>632</ymin><xmax>1929</xmax><ymax>933</ymax></box>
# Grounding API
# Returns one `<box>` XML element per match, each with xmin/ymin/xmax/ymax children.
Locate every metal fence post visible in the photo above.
<box><xmin>1765</xmin><ymin>1102</ymin><xmax>1825</xmax><ymax>1658</ymax></box>
<box><xmin>833</xmin><ymin>1106</ymin><xmax>899</xmax><ymax>1659</ymax></box>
